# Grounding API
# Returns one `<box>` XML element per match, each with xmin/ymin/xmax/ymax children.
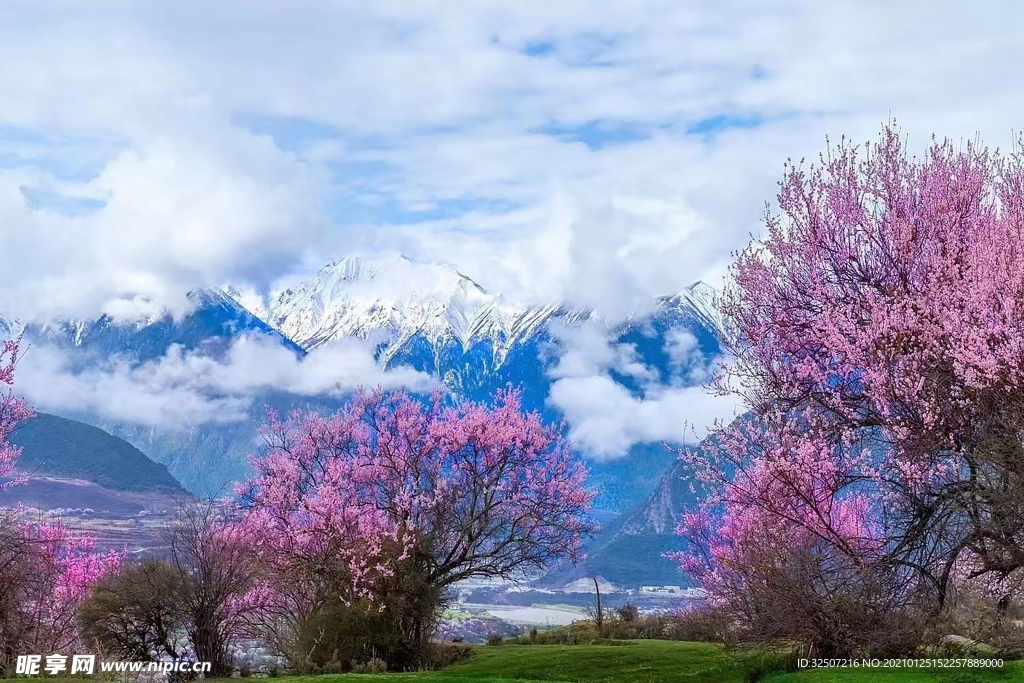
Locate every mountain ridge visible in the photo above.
<box><xmin>2</xmin><ymin>256</ymin><xmax>727</xmax><ymax>546</ymax></box>
<box><xmin>222</xmin><ymin>256</ymin><xmax>728</xmax><ymax>369</ymax></box>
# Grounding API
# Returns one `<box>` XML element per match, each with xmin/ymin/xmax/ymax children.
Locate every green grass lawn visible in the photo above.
<box><xmin>4</xmin><ymin>641</ymin><xmax>1021</xmax><ymax>683</ymax></box>
<box><xmin>249</xmin><ymin>641</ymin><xmax>1024</xmax><ymax>683</ymax></box>
<box><xmin>441</xmin><ymin>640</ymin><xmax>737</xmax><ymax>682</ymax></box>
<box><xmin>767</xmin><ymin>665</ymin><xmax>1024</xmax><ymax>682</ymax></box>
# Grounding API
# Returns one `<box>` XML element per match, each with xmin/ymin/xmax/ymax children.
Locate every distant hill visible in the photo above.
<box><xmin>9</xmin><ymin>413</ymin><xmax>185</xmax><ymax>492</ymax></box>
<box><xmin>5</xmin><ymin>257</ymin><xmax>726</xmax><ymax>508</ymax></box>
<box><xmin>555</xmin><ymin>416</ymin><xmax>761</xmax><ymax>588</ymax></box>
<box><xmin>544</xmin><ymin>442</ymin><xmax>704</xmax><ymax>588</ymax></box>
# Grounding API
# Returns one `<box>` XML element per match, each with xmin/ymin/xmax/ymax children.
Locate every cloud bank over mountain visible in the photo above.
<box><xmin>545</xmin><ymin>320</ymin><xmax>739</xmax><ymax>458</ymax></box>
<box><xmin>2</xmin><ymin>1</ymin><xmax>1022</xmax><ymax>323</ymax></box>
<box><xmin>5</xmin><ymin>255</ymin><xmax>733</xmax><ymax>466</ymax></box>
<box><xmin>16</xmin><ymin>335</ymin><xmax>437</xmax><ymax>429</ymax></box>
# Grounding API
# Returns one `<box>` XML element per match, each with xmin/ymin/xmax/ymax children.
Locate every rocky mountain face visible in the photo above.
<box><xmin>542</xmin><ymin>454</ymin><xmax>697</xmax><ymax>588</ymax></box>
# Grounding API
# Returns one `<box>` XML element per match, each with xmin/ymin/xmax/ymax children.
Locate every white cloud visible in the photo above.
<box><xmin>548</xmin><ymin>321</ymin><xmax>659</xmax><ymax>384</ymax></box>
<box><xmin>100</xmin><ymin>296</ymin><xmax>167</xmax><ymax>325</ymax></box>
<box><xmin>0</xmin><ymin>116</ymin><xmax>327</xmax><ymax>320</ymax></box>
<box><xmin>664</xmin><ymin>329</ymin><xmax>715</xmax><ymax>385</ymax></box>
<box><xmin>1</xmin><ymin>0</ymin><xmax>1023</xmax><ymax>453</ymax></box>
<box><xmin>15</xmin><ymin>335</ymin><xmax>436</xmax><ymax>429</ymax></box>
<box><xmin>545</xmin><ymin>321</ymin><xmax>739</xmax><ymax>459</ymax></box>
<box><xmin>549</xmin><ymin>375</ymin><xmax>740</xmax><ymax>459</ymax></box>
<box><xmin>0</xmin><ymin>0</ymin><xmax>1021</xmax><ymax>324</ymax></box>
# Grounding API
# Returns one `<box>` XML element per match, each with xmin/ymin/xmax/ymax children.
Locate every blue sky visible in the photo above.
<box><xmin>0</xmin><ymin>0</ymin><xmax>1022</xmax><ymax>322</ymax></box>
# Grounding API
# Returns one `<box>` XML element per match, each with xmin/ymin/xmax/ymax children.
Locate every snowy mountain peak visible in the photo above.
<box><xmin>309</xmin><ymin>255</ymin><xmax>488</xmax><ymax>300</ymax></box>
<box><xmin>221</xmin><ymin>257</ymin><xmax>731</xmax><ymax>374</ymax></box>
<box><xmin>661</xmin><ymin>281</ymin><xmax>731</xmax><ymax>344</ymax></box>
<box><xmin>0</xmin><ymin>315</ymin><xmax>24</xmax><ymax>340</ymax></box>
<box><xmin>223</xmin><ymin>256</ymin><xmax>590</xmax><ymax>366</ymax></box>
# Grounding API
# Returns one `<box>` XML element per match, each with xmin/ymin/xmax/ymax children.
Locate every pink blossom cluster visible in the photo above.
<box><xmin>0</xmin><ymin>340</ymin><xmax>33</xmax><ymax>488</ymax></box>
<box><xmin>0</xmin><ymin>339</ymin><xmax>122</xmax><ymax>651</ymax></box>
<box><xmin>237</xmin><ymin>388</ymin><xmax>596</xmax><ymax>604</ymax></box>
<box><xmin>675</xmin><ymin>123</ymin><xmax>1024</xmax><ymax>606</ymax></box>
<box><xmin>22</xmin><ymin>520</ymin><xmax>124</xmax><ymax>651</ymax></box>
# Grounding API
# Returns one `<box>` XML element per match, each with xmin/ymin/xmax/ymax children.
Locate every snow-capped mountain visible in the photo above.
<box><xmin>0</xmin><ymin>315</ymin><xmax>22</xmax><ymax>340</ymax></box>
<box><xmin>224</xmin><ymin>255</ymin><xmax>729</xmax><ymax>368</ymax></box>
<box><xmin>16</xmin><ymin>287</ymin><xmax>300</xmax><ymax>363</ymax></box>
<box><xmin>4</xmin><ymin>255</ymin><xmax>729</xmax><ymax>522</ymax></box>
<box><xmin>224</xmin><ymin>256</ymin><xmax>591</xmax><ymax>367</ymax></box>
<box><xmin>655</xmin><ymin>281</ymin><xmax>731</xmax><ymax>344</ymax></box>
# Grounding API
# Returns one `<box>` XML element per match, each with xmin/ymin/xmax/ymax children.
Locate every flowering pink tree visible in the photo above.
<box><xmin>240</xmin><ymin>388</ymin><xmax>595</xmax><ymax>587</ymax></box>
<box><xmin>0</xmin><ymin>340</ymin><xmax>32</xmax><ymax>489</ymax></box>
<box><xmin>164</xmin><ymin>502</ymin><xmax>266</xmax><ymax>677</ymax></box>
<box><xmin>675</xmin><ymin>125</ymin><xmax>1024</xmax><ymax>649</ymax></box>
<box><xmin>20</xmin><ymin>521</ymin><xmax>123</xmax><ymax>653</ymax></box>
<box><xmin>0</xmin><ymin>339</ymin><xmax>121</xmax><ymax>665</ymax></box>
<box><xmin>238</xmin><ymin>388</ymin><xmax>596</xmax><ymax>654</ymax></box>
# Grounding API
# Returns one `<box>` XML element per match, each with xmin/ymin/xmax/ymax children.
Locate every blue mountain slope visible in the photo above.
<box><xmin>25</xmin><ymin>288</ymin><xmax>303</xmax><ymax>363</ymax></box>
<box><xmin>5</xmin><ymin>261</ymin><xmax>726</xmax><ymax>529</ymax></box>
<box><xmin>373</xmin><ymin>287</ymin><xmax>719</xmax><ymax>499</ymax></box>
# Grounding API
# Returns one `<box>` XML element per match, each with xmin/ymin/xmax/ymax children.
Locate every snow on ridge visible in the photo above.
<box><xmin>222</xmin><ymin>256</ymin><xmax>730</xmax><ymax>373</ymax></box>
<box><xmin>226</xmin><ymin>256</ymin><xmax>593</xmax><ymax>367</ymax></box>
<box><xmin>0</xmin><ymin>255</ymin><xmax>728</xmax><ymax>372</ymax></box>
<box><xmin>0</xmin><ymin>315</ymin><xmax>25</xmax><ymax>340</ymax></box>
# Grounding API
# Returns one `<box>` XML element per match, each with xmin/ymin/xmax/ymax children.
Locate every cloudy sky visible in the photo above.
<box><xmin>2</xmin><ymin>1</ymin><xmax>1023</xmax><ymax>452</ymax></box>
<box><xmin>3</xmin><ymin>0</ymin><xmax>1022</xmax><ymax>320</ymax></box>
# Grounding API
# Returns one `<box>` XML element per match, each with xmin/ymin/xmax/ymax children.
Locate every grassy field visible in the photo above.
<box><xmin>224</xmin><ymin>641</ymin><xmax>1024</xmax><ymax>683</ymax></box>
<box><xmin>4</xmin><ymin>641</ymin><xmax>1020</xmax><ymax>683</ymax></box>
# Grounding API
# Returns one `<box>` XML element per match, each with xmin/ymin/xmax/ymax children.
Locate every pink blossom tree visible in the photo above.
<box><xmin>0</xmin><ymin>339</ymin><xmax>121</xmax><ymax>666</ymax></box>
<box><xmin>238</xmin><ymin>388</ymin><xmax>596</xmax><ymax>657</ymax></box>
<box><xmin>675</xmin><ymin>124</ymin><xmax>1024</xmax><ymax>650</ymax></box>
<box><xmin>0</xmin><ymin>340</ymin><xmax>33</xmax><ymax>489</ymax></box>
<box><xmin>19</xmin><ymin>520</ymin><xmax>123</xmax><ymax>653</ymax></box>
<box><xmin>166</xmin><ymin>502</ymin><xmax>266</xmax><ymax>677</ymax></box>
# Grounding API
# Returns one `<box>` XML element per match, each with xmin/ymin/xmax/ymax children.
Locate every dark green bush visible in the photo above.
<box><xmin>738</xmin><ymin>650</ymin><xmax>800</xmax><ymax>683</ymax></box>
<box><xmin>288</xmin><ymin>564</ymin><xmax>444</xmax><ymax>673</ymax></box>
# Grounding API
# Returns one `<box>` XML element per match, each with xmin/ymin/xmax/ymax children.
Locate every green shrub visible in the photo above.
<box><xmin>286</xmin><ymin>562</ymin><xmax>444</xmax><ymax>673</ymax></box>
<box><xmin>615</xmin><ymin>602</ymin><xmax>639</xmax><ymax>624</ymax></box>
<box><xmin>419</xmin><ymin>642</ymin><xmax>473</xmax><ymax>669</ymax></box>
<box><xmin>351</xmin><ymin>657</ymin><xmax>387</xmax><ymax>673</ymax></box>
<box><xmin>737</xmin><ymin>650</ymin><xmax>800</xmax><ymax>683</ymax></box>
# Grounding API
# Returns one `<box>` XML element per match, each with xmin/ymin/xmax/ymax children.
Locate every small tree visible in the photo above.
<box><xmin>615</xmin><ymin>602</ymin><xmax>639</xmax><ymax>624</ymax></box>
<box><xmin>167</xmin><ymin>502</ymin><xmax>263</xmax><ymax>677</ymax></box>
<box><xmin>79</xmin><ymin>560</ymin><xmax>188</xmax><ymax>661</ymax></box>
<box><xmin>591</xmin><ymin>578</ymin><xmax>604</xmax><ymax>637</ymax></box>
<box><xmin>0</xmin><ymin>513</ymin><xmax>41</xmax><ymax>670</ymax></box>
